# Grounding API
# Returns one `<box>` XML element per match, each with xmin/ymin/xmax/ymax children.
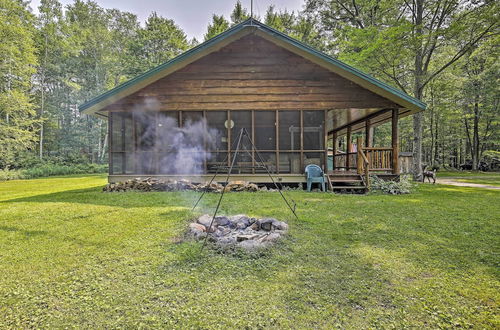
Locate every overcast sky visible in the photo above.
<box><xmin>29</xmin><ymin>0</ymin><xmax>305</xmax><ymax>41</ymax></box>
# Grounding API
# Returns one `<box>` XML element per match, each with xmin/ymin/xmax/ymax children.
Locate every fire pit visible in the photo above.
<box><xmin>188</xmin><ymin>214</ymin><xmax>289</xmax><ymax>250</ymax></box>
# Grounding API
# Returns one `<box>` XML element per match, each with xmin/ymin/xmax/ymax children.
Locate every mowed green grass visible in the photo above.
<box><xmin>0</xmin><ymin>175</ymin><xmax>498</xmax><ymax>328</ymax></box>
<box><xmin>439</xmin><ymin>170</ymin><xmax>500</xmax><ymax>178</ymax></box>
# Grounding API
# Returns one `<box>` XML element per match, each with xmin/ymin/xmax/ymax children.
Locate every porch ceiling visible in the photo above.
<box><xmin>327</xmin><ymin>107</ymin><xmax>412</xmax><ymax>136</ymax></box>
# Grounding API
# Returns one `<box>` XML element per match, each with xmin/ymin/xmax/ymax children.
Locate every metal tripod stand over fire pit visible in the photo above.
<box><xmin>191</xmin><ymin>128</ymin><xmax>298</xmax><ymax>250</ymax></box>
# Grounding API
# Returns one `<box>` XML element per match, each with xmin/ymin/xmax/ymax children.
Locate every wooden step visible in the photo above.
<box><xmin>329</xmin><ymin>179</ymin><xmax>363</xmax><ymax>183</ymax></box>
<box><xmin>331</xmin><ymin>186</ymin><xmax>366</xmax><ymax>190</ymax></box>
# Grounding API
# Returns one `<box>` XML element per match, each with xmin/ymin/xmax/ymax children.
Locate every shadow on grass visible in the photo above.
<box><xmin>1</xmin><ymin>186</ymin><xmax>200</xmax><ymax>210</ymax></box>
<box><xmin>0</xmin><ymin>224</ymin><xmax>109</xmax><ymax>248</ymax></box>
<box><xmin>0</xmin><ymin>225</ymin><xmax>47</xmax><ymax>237</ymax></box>
<box><xmin>159</xmin><ymin>234</ymin><xmax>398</xmax><ymax>318</ymax></box>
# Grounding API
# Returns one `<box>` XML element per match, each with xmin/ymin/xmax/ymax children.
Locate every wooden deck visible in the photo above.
<box><xmin>327</xmin><ymin>170</ymin><xmax>399</xmax><ymax>193</ymax></box>
<box><xmin>108</xmin><ymin>173</ymin><xmax>307</xmax><ymax>184</ymax></box>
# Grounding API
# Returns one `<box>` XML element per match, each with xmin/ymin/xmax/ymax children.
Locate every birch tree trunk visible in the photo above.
<box><xmin>411</xmin><ymin>0</ymin><xmax>424</xmax><ymax>180</ymax></box>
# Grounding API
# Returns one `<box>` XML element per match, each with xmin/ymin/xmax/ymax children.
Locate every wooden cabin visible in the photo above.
<box><xmin>80</xmin><ymin>19</ymin><xmax>425</xmax><ymax>189</ymax></box>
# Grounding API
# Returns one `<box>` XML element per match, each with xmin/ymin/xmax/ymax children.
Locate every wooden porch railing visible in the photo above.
<box><xmin>362</xmin><ymin>147</ymin><xmax>393</xmax><ymax>171</ymax></box>
<box><xmin>331</xmin><ymin>137</ymin><xmax>399</xmax><ymax>191</ymax></box>
<box><xmin>356</xmin><ymin>137</ymin><xmax>370</xmax><ymax>190</ymax></box>
<box><xmin>332</xmin><ymin>148</ymin><xmax>394</xmax><ymax>172</ymax></box>
<box><xmin>332</xmin><ymin>152</ymin><xmax>357</xmax><ymax>170</ymax></box>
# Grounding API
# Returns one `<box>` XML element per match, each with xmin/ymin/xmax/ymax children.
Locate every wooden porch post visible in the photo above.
<box><xmin>392</xmin><ymin>109</ymin><xmax>399</xmax><ymax>174</ymax></box>
<box><xmin>356</xmin><ymin>136</ymin><xmax>363</xmax><ymax>174</ymax></box>
<box><xmin>332</xmin><ymin>132</ymin><xmax>337</xmax><ymax>170</ymax></box>
<box><xmin>346</xmin><ymin>126</ymin><xmax>352</xmax><ymax>170</ymax></box>
<box><xmin>365</xmin><ymin>119</ymin><xmax>372</xmax><ymax>147</ymax></box>
<box><xmin>323</xmin><ymin>110</ymin><xmax>328</xmax><ymax>173</ymax></box>
<box><xmin>109</xmin><ymin>112</ymin><xmax>113</xmax><ymax>175</ymax></box>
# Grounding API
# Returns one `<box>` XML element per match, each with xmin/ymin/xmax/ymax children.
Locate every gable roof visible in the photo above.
<box><xmin>80</xmin><ymin>18</ymin><xmax>426</xmax><ymax>118</ymax></box>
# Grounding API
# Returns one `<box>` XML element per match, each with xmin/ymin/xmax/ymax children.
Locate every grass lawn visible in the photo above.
<box><xmin>1</xmin><ymin>175</ymin><xmax>498</xmax><ymax>328</ymax></box>
<box><xmin>438</xmin><ymin>170</ymin><xmax>500</xmax><ymax>178</ymax></box>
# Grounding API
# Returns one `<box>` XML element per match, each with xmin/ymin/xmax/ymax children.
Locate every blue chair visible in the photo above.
<box><xmin>305</xmin><ymin>164</ymin><xmax>326</xmax><ymax>192</ymax></box>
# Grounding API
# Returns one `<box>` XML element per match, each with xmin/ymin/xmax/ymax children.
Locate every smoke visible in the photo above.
<box><xmin>157</xmin><ymin>117</ymin><xmax>217</xmax><ymax>175</ymax></box>
<box><xmin>132</xmin><ymin>99</ymin><xmax>218</xmax><ymax>176</ymax></box>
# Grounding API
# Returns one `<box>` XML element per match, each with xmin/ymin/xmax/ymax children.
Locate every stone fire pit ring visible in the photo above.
<box><xmin>188</xmin><ymin>214</ymin><xmax>289</xmax><ymax>250</ymax></box>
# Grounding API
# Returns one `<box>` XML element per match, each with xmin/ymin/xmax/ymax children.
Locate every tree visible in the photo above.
<box><xmin>304</xmin><ymin>0</ymin><xmax>499</xmax><ymax>177</ymax></box>
<box><xmin>264</xmin><ymin>5</ymin><xmax>323</xmax><ymax>49</ymax></box>
<box><xmin>0</xmin><ymin>0</ymin><xmax>38</xmax><ymax>168</ymax></box>
<box><xmin>35</xmin><ymin>0</ymin><xmax>65</xmax><ymax>159</ymax></box>
<box><xmin>204</xmin><ymin>14</ymin><xmax>230</xmax><ymax>41</ymax></box>
<box><xmin>129</xmin><ymin>12</ymin><xmax>189</xmax><ymax>74</ymax></box>
<box><xmin>230</xmin><ymin>1</ymin><xmax>250</xmax><ymax>25</ymax></box>
<box><xmin>460</xmin><ymin>37</ymin><xmax>499</xmax><ymax>169</ymax></box>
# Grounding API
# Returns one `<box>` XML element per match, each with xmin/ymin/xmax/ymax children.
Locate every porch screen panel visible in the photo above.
<box><xmin>279</xmin><ymin>153</ymin><xmax>300</xmax><ymax>173</ymax></box>
<box><xmin>179</xmin><ymin>111</ymin><xmax>205</xmax><ymax>174</ymax></box>
<box><xmin>231</xmin><ymin>111</ymin><xmax>252</xmax><ymax>173</ymax></box>
<box><xmin>110</xmin><ymin>112</ymin><xmax>124</xmax><ymax>174</ymax></box>
<box><xmin>157</xmin><ymin>111</ymin><xmax>179</xmax><ymax>174</ymax></box>
<box><xmin>182</xmin><ymin>111</ymin><xmax>203</xmax><ymax>126</ymax></box>
<box><xmin>254</xmin><ymin>111</ymin><xmax>276</xmax><ymax>150</ymax></box>
<box><xmin>135</xmin><ymin>112</ymin><xmax>156</xmax><ymax>174</ymax></box>
<box><xmin>255</xmin><ymin>111</ymin><xmax>276</xmax><ymax>172</ymax></box>
<box><xmin>206</xmin><ymin>111</ymin><xmax>227</xmax><ymax>151</ymax></box>
<box><xmin>112</xmin><ymin>153</ymin><xmax>124</xmax><ymax>174</ymax></box>
<box><xmin>304</xmin><ymin>152</ymin><xmax>324</xmax><ymax>167</ymax></box>
<box><xmin>206</xmin><ymin>111</ymin><xmax>228</xmax><ymax>173</ymax></box>
<box><xmin>111</xmin><ymin>112</ymin><xmax>124</xmax><ymax>152</ymax></box>
<box><xmin>123</xmin><ymin>113</ymin><xmax>135</xmax><ymax>174</ymax></box>
<box><xmin>255</xmin><ymin>152</ymin><xmax>277</xmax><ymax>173</ymax></box>
<box><xmin>278</xmin><ymin>111</ymin><xmax>301</xmax><ymax>174</ymax></box>
<box><xmin>303</xmin><ymin>111</ymin><xmax>324</xmax><ymax>150</ymax></box>
<box><xmin>279</xmin><ymin>111</ymin><xmax>300</xmax><ymax>150</ymax></box>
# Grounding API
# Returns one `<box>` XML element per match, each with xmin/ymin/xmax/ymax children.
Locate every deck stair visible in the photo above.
<box><xmin>328</xmin><ymin>172</ymin><xmax>367</xmax><ymax>193</ymax></box>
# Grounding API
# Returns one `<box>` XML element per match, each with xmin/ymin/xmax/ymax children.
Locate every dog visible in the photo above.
<box><xmin>422</xmin><ymin>169</ymin><xmax>436</xmax><ymax>184</ymax></box>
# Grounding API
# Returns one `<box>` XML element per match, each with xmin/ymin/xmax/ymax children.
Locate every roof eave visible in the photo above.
<box><xmin>252</xmin><ymin>27</ymin><xmax>426</xmax><ymax>112</ymax></box>
<box><xmin>80</xmin><ymin>18</ymin><xmax>426</xmax><ymax>117</ymax></box>
<box><xmin>80</xmin><ymin>23</ymin><xmax>258</xmax><ymax>116</ymax></box>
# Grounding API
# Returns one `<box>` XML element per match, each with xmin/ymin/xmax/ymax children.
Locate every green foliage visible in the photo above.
<box><xmin>129</xmin><ymin>12</ymin><xmax>188</xmax><ymax>74</ymax></box>
<box><xmin>0</xmin><ymin>175</ymin><xmax>498</xmax><ymax>327</ymax></box>
<box><xmin>230</xmin><ymin>0</ymin><xmax>250</xmax><ymax>25</ymax></box>
<box><xmin>4</xmin><ymin>0</ymin><xmax>191</xmax><ymax>169</ymax></box>
<box><xmin>0</xmin><ymin>0</ymin><xmax>38</xmax><ymax>169</ymax></box>
<box><xmin>305</xmin><ymin>0</ymin><xmax>499</xmax><ymax>174</ymax></box>
<box><xmin>370</xmin><ymin>175</ymin><xmax>414</xmax><ymax>194</ymax></box>
<box><xmin>21</xmin><ymin>163</ymin><xmax>107</xmax><ymax>178</ymax></box>
<box><xmin>264</xmin><ymin>5</ymin><xmax>324</xmax><ymax>49</ymax></box>
<box><xmin>1</xmin><ymin>0</ymin><xmax>497</xmax><ymax>175</ymax></box>
<box><xmin>0</xmin><ymin>163</ymin><xmax>107</xmax><ymax>180</ymax></box>
<box><xmin>0</xmin><ymin>169</ymin><xmax>23</xmax><ymax>180</ymax></box>
<box><xmin>204</xmin><ymin>14</ymin><xmax>230</xmax><ymax>41</ymax></box>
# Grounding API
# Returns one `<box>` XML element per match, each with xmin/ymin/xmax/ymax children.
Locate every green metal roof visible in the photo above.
<box><xmin>80</xmin><ymin>18</ymin><xmax>426</xmax><ymax>115</ymax></box>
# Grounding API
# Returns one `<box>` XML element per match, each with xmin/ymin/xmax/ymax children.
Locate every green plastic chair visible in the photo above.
<box><xmin>305</xmin><ymin>164</ymin><xmax>326</xmax><ymax>192</ymax></box>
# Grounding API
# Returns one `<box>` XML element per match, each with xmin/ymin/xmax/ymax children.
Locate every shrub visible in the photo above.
<box><xmin>0</xmin><ymin>169</ymin><xmax>24</xmax><ymax>181</ymax></box>
<box><xmin>370</xmin><ymin>174</ymin><xmax>414</xmax><ymax>195</ymax></box>
<box><xmin>22</xmin><ymin>163</ymin><xmax>108</xmax><ymax>179</ymax></box>
<box><xmin>0</xmin><ymin>164</ymin><xmax>108</xmax><ymax>181</ymax></box>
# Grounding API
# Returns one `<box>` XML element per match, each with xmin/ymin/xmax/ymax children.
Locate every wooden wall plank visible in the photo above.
<box><xmin>102</xmin><ymin>34</ymin><xmax>398</xmax><ymax>113</ymax></box>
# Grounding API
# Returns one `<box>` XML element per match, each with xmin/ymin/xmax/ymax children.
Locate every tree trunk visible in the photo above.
<box><xmin>97</xmin><ymin>121</ymin><xmax>102</xmax><ymax>164</ymax></box>
<box><xmin>413</xmin><ymin>112</ymin><xmax>423</xmax><ymax>178</ymax></box>
<box><xmin>434</xmin><ymin>114</ymin><xmax>439</xmax><ymax>166</ymax></box>
<box><xmin>39</xmin><ymin>33</ymin><xmax>48</xmax><ymax>160</ymax></box>
<box><xmin>430</xmin><ymin>106</ymin><xmax>435</xmax><ymax>165</ymax></box>
<box><xmin>412</xmin><ymin>0</ymin><xmax>424</xmax><ymax>180</ymax></box>
<box><xmin>472</xmin><ymin>96</ymin><xmax>480</xmax><ymax>170</ymax></box>
<box><xmin>100</xmin><ymin>128</ymin><xmax>108</xmax><ymax>163</ymax></box>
